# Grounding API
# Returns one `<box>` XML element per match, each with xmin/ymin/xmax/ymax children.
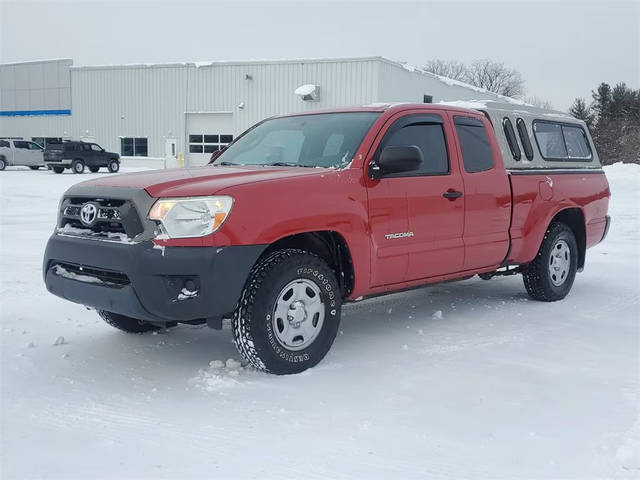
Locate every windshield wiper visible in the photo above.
<box><xmin>264</xmin><ymin>162</ymin><xmax>318</xmax><ymax>168</ymax></box>
<box><xmin>216</xmin><ymin>161</ymin><xmax>238</xmax><ymax>166</ymax></box>
<box><xmin>264</xmin><ymin>162</ymin><xmax>299</xmax><ymax>167</ymax></box>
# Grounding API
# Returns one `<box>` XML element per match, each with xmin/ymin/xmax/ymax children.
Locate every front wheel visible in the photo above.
<box><xmin>0</xmin><ymin>157</ymin><xmax>6</xmax><ymax>170</ymax></box>
<box><xmin>72</xmin><ymin>159</ymin><xmax>85</xmax><ymax>174</ymax></box>
<box><xmin>107</xmin><ymin>159</ymin><xmax>120</xmax><ymax>173</ymax></box>
<box><xmin>232</xmin><ymin>249</ymin><xmax>342</xmax><ymax>375</ymax></box>
<box><xmin>98</xmin><ymin>310</ymin><xmax>161</xmax><ymax>333</ymax></box>
<box><xmin>522</xmin><ymin>222</ymin><xmax>578</xmax><ymax>302</ymax></box>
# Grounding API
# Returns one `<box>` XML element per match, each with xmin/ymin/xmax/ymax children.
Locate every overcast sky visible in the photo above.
<box><xmin>1</xmin><ymin>0</ymin><xmax>638</xmax><ymax>110</ymax></box>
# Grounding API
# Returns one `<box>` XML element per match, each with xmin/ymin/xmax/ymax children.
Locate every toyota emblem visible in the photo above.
<box><xmin>80</xmin><ymin>203</ymin><xmax>98</xmax><ymax>226</ymax></box>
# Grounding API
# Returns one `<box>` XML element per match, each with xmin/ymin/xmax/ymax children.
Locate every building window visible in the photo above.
<box><xmin>454</xmin><ymin>116</ymin><xmax>494</xmax><ymax>173</ymax></box>
<box><xmin>188</xmin><ymin>133</ymin><xmax>233</xmax><ymax>154</ymax></box>
<box><xmin>120</xmin><ymin>137</ymin><xmax>148</xmax><ymax>157</ymax></box>
<box><xmin>502</xmin><ymin>118</ymin><xmax>521</xmax><ymax>161</ymax></box>
<box><xmin>423</xmin><ymin>95</ymin><xmax>433</xmax><ymax>104</ymax></box>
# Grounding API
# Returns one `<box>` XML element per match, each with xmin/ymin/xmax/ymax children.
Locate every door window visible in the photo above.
<box><xmin>454</xmin><ymin>116</ymin><xmax>494</xmax><ymax>173</ymax></box>
<box><xmin>13</xmin><ymin>141</ymin><xmax>29</xmax><ymax>149</ymax></box>
<box><xmin>90</xmin><ymin>144</ymin><xmax>103</xmax><ymax>151</ymax></box>
<box><xmin>379</xmin><ymin>115</ymin><xmax>449</xmax><ymax>177</ymax></box>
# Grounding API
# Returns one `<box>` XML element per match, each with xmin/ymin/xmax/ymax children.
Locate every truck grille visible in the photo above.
<box><xmin>58</xmin><ymin>197</ymin><xmax>144</xmax><ymax>241</ymax></box>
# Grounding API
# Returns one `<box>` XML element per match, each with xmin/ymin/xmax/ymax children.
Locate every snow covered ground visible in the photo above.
<box><xmin>1</xmin><ymin>164</ymin><xmax>638</xmax><ymax>479</ymax></box>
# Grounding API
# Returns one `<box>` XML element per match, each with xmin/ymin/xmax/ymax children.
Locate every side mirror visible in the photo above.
<box><xmin>370</xmin><ymin>145</ymin><xmax>423</xmax><ymax>178</ymax></box>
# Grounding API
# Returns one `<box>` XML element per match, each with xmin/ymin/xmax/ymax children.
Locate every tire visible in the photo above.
<box><xmin>98</xmin><ymin>310</ymin><xmax>161</xmax><ymax>333</ymax></box>
<box><xmin>29</xmin><ymin>166</ymin><xmax>40</xmax><ymax>170</ymax></box>
<box><xmin>89</xmin><ymin>166</ymin><xmax>100</xmax><ymax>173</ymax></box>
<box><xmin>0</xmin><ymin>157</ymin><xmax>6</xmax><ymax>171</ymax></box>
<box><xmin>522</xmin><ymin>222</ymin><xmax>578</xmax><ymax>302</ymax></box>
<box><xmin>72</xmin><ymin>159</ymin><xmax>85</xmax><ymax>174</ymax></box>
<box><xmin>232</xmin><ymin>249</ymin><xmax>342</xmax><ymax>375</ymax></box>
<box><xmin>107</xmin><ymin>159</ymin><xmax>120</xmax><ymax>173</ymax></box>
<box><xmin>52</xmin><ymin>166</ymin><xmax>64</xmax><ymax>174</ymax></box>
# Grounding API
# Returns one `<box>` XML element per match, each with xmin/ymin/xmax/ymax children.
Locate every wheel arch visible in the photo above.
<box><xmin>549</xmin><ymin>207</ymin><xmax>586</xmax><ymax>271</ymax></box>
<box><xmin>260</xmin><ymin>230</ymin><xmax>355</xmax><ymax>298</ymax></box>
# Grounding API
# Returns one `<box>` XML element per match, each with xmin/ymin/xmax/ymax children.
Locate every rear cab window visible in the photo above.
<box><xmin>502</xmin><ymin>117</ymin><xmax>521</xmax><ymax>161</ymax></box>
<box><xmin>454</xmin><ymin>116</ymin><xmax>494</xmax><ymax>173</ymax></box>
<box><xmin>533</xmin><ymin>120</ymin><xmax>592</xmax><ymax>161</ymax></box>
<box><xmin>516</xmin><ymin>118</ymin><xmax>534</xmax><ymax>161</ymax></box>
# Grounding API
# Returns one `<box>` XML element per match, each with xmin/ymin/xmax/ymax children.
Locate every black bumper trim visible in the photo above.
<box><xmin>601</xmin><ymin>215</ymin><xmax>611</xmax><ymax>242</ymax></box>
<box><xmin>43</xmin><ymin>234</ymin><xmax>267</xmax><ymax>323</ymax></box>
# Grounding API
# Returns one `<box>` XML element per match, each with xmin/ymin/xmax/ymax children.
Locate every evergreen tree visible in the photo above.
<box><xmin>569</xmin><ymin>98</ymin><xmax>595</xmax><ymax>128</ymax></box>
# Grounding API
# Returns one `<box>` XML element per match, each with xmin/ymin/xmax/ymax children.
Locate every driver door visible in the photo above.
<box><xmin>367</xmin><ymin>112</ymin><xmax>465</xmax><ymax>287</ymax></box>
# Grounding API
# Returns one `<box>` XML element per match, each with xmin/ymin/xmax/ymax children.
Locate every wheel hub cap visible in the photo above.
<box><xmin>272</xmin><ymin>279</ymin><xmax>325</xmax><ymax>351</ymax></box>
<box><xmin>548</xmin><ymin>239</ymin><xmax>571</xmax><ymax>286</ymax></box>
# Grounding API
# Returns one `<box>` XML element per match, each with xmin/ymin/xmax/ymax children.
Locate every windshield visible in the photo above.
<box><xmin>214</xmin><ymin>112</ymin><xmax>380</xmax><ymax>168</ymax></box>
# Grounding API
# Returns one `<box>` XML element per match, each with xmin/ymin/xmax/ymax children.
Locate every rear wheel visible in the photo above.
<box><xmin>107</xmin><ymin>159</ymin><xmax>120</xmax><ymax>173</ymax></box>
<box><xmin>89</xmin><ymin>166</ymin><xmax>100</xmax><ymax>173</ymax></box>
<box><xmin>72</xmin><ymin>159</ymin><xmax>85</xmax><ymax>174</ymax></box>
<box><xmin>29</xmin><ymin>166</ymin><xmax>40</xmax><ymax>170</ymax></box>
<box><xmin>232</xmin><ymin>249</ymin><xmax>341</xmax><ymax>375</ymax></box>
<box><xmin>52</xmin><ymin>166</ymin><xmax>64</xmax><ymax>174</ymax></box>
<box><xmin>0</xmin><ymin>157</ymin><xmax>6</xmax><ymax>171</ymax></box>
<box><xmin>522</xmin><ymin>222</ymin><xmax>578</xmax><ymax>302</ymax></box>
<box><xmin>98</xmin><ymin>310</ymin><xmax>162</xmax><ymax>333</ymax></box>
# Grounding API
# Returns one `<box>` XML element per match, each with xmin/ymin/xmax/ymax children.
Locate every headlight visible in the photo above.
<box><xmin>148</xmin><ymin>196</ymin><xmax>233</xmax><ymax>238</ymax></box>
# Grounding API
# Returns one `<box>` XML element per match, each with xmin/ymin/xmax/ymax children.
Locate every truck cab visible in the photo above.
<box><xmin>0</xmin><ymin>139</ymin><xmax>45</xmax><ymax>170</ymax></box>
<box><xmin>43</xmin><ymin>102</ymin><xmax>610</xmax><ymax>374</ymax></box>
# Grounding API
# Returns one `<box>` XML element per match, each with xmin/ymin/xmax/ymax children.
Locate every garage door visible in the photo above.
<box><xmin>186</xmin><ymin>113</ymin><xmax>234</xmax><ymax>167</ymax></box>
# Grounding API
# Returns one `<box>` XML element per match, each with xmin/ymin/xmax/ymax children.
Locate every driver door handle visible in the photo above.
<box><xmin>443</xmin><ymin>190</ymin><xmax>463</xmax><ymax>200</ymax></box>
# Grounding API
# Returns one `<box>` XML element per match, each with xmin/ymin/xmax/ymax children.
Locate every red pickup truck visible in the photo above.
<box><xmin>43</xmin><ymin>102</ymin><xmax>611</xmax><ymax>374</ymax></box>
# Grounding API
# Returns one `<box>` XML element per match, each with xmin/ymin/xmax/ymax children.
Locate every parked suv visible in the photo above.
<box><xmin>0</xmin><ymin>139</ymin><xmax>45</xmax><ymax>170</ymax></box>
<box><xmin>44</xmin><ymin>141</ymin><xmax>120</xmax><ymax>174</ymax></box>
<box><xmin>43</xmin><ymin>102</ymin><xmax>610</xmax><ymax>375</ymax></box>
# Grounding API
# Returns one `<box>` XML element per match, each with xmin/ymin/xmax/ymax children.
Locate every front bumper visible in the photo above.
<box><xmin>43</xmin><ymin>234</ymin><xmax>267</xmax><ymax>324</ymax></box>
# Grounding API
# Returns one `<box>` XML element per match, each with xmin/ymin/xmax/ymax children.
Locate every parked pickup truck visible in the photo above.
<box><xmin>44</xmin><ymin>141</ymin><xmax>120</xmax><ymax>174</ymax></box>
<box><xmin>0</xmin><ymin>139</ymin><xmax>45</xmax><ymax>170</ymax></box>
<box><xmin>43</xmin><ymin>102</ymin><xmax>611</xmax><ymax>374</ymax></box>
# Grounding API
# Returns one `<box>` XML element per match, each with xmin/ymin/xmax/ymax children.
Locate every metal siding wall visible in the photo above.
<box><xmin>187</xmin><ymin>59</ymin><xmax>379</xmax><ymax>135</ymax></box>
<box><xmin>6</xmin><ymin>58</ymin><xmax>514</xmax><ymax>161</ymax></box>
<box><xmin>71</xmin><ymin>65</ymin><xmax>188</xmax><ymax>158</ymax></box>
<box><xmin>0</xmin><ymin>59</ymin><xmax>72</xmax><ymax>112</ymax></box>
<box><xmin>0</xmin><ymin>115</ymin><xmax>72</xmax><ymax>138</ymax></box>
<box><xmin>69</xmin><ymin>59</ymin><xmax>379</xmax><ymax>159</ymax></box>
<box><xmin>377</xmin><ymin>61</ymin><xmax>504</xmax><ymax>103</ymax></box>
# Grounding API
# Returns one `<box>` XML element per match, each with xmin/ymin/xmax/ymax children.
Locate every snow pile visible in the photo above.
<box><xmin>189</xmin><ymin>359</ymin><xmax>255</xmax><ymax>391</ymax></box>
<box><xmin>57</xmin><ymin>223</ymin><xmax>134</xmax><ymax>244</ymax></box>
<box><xmin>54</xmin><ymin>264</ymin><xmax>103</xmax><ymax>285</ymax></box>
<box><xmin>294</xmin><ymin>84</ymin><xmax>317</xmax><ymax>96</ymax></box>
<box><xmin>1</xmin><ymin>164</ymin><xmax>639</xmax><ymax>479</ymax></box>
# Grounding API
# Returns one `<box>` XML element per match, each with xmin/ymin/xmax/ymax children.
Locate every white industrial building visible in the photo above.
<box><xmin>1</xmin><ymin>56</ymin><xmax>510</xmax><ymax>166</ymax></box>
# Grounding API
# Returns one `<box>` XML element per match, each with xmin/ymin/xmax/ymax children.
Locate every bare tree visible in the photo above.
<box><xmin>524</xmin><ymin>96</ymin><xmax>554</xmax><ymax>110</ymax></box>
<box><xmin>465</xmin><ymin>59</ymin><xmax>525</xmax><ymax>98</ymax></box>
<box><xmin>423</xmin><ymin>59</ymin><xmax>467</xmax><ymax>81</ymax></box>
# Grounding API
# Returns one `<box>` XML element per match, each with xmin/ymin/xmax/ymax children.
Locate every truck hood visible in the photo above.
<box><xmin>78</xmin><ymin>165</ymin><xmax>328</xmax><ymax>197</ymax></box>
